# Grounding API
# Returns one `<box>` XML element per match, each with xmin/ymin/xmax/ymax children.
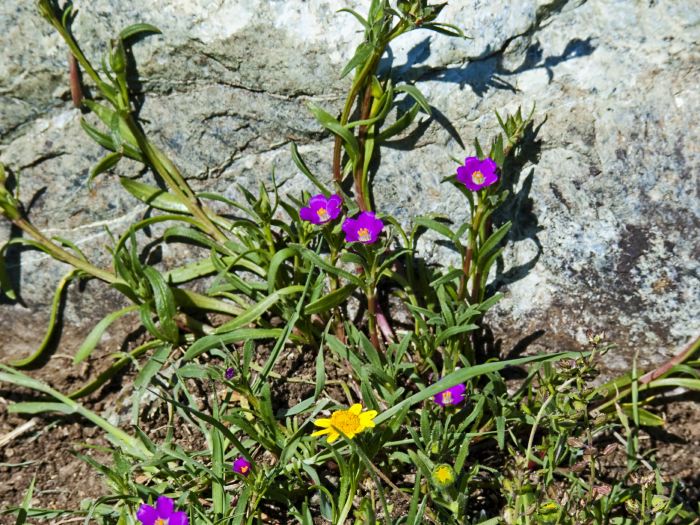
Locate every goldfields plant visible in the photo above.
<box><xmin>1</xmin><ymin>0</ymin><xmax>699</xmax><ymax>524</ymax></box>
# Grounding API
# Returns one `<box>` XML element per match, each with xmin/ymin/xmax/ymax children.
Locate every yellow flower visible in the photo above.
<box><xmin>311</xmin><ymin>404</ymin><xmax>377</xmax><ymax>443</ymax></box>
<box><xmin>431</xmin><ymin>464</ymin><xmax>456</xmax><ymax>488</ymax></box>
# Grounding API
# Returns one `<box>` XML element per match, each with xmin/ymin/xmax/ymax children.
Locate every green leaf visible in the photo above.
<box><xmin>11</xmin><ymin>270</ymin><xmax>80</xmax><ymax>368</ymax></box>
<box><xmin>9</xmin><ymin>402</ymin><xmax>75</xmax><ymax>415</ymax></box>
<box><xmin>183</xmin><ymin>328</ymin><xmax>283</xmax><ymax>361</ymax></box>
<box><xmin>119</xmin><ymin>23</ymin><xmax>162</xmax><ymax>41</ymax></box>
<box><xmin>290</xmin><ymin>142</ymin><xmax>331</xmax><ymax>194</ymax></box>
<box><xmin>15</xmin><ymin>474</ymin><xmax>35</xmax><ymax>525</ymax></box>
<box><xmin>143</xmin><ymin>266</ymin><xmax>179</xmax><ymax>343</ymax></box>
<box><xmin>267</xmin><ymin>247</ymin><xmax>297</xmax><ymax>292</ymax></box>
<box><xmin>120</xmin><ymin>177</ymin><xmax>188</xmax><ymax>213</ymax></box>
<box><xmin>337</xmin><ymin>8</ymin><xmax>369</xmax><ymax>29</ymax></box>
<box><xmin>74</xmin><ymin>305</ymin><xmax>139</xmax><ymax>364</ymax></box>
<box><xmin>88</xmin><ymin>151</ymin><xmax>122</xmax><ymax>186</ymax></box>
<box><xmin>435</xmin><ymin>323</ymin><xmax>479</xmax><ymax>346</ymax></box>
<box><xmin>374</xmin><ymin>351</ymin><xmax>586</xmax><ymax>425</ymax></box>
<box><xmin>308</xmin><ymin>103</ymin><xmax>359</xmax><ymax>162</ymax></box>
<box><xmin>395</xmin><ymin>84</ymin><xmax>431</xmax><ymax>115</ymax></box>
<box><xmin>290</xmin><ymin>244</ymin><xmax>363</xmax><ymax>286</ymax></box>
<box><xmin>304</xmin><ymin>284</ymin><xmax>356</xmax><ymax>315</ymax></box>
<box><xmin>340</xmin><ymin>42</ymin><xmax>372</xmax><ymax>79</ymax></box>
<box><xmin>413</xmin><ymin>216</ymin><xmax>455</xmax><ymax>241</ymax></box>
<box><xmin>214</xmin><ymin>285</ymin><xmax>303</xmax><ymax>334</ymax></box>
<box><xmin>377</xmin><ymin>103</ymin><xmax>419</xmax><ymax>142</ymax></box>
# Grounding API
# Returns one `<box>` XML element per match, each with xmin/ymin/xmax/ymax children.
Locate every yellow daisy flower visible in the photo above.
<box><xmin>311</xmin><ymin>404</ymin><xmax>377</xmax><ymax>443</ymax></box>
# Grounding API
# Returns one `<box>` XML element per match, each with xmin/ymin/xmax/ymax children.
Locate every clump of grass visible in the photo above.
<box><xmin>1</xmin><ymin>1</ymin><xmax>699</xmax><ymax>524</ymax></box>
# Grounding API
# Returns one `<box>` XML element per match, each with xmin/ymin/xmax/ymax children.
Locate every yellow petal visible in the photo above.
<box><xmin>311</xmin><ymin>428</ymin><xmax>330</xmax><ymax>437</ymax></box>
<box><xmin>326</xmin><ymin>432</ymin><xmax>340</xmax><ymax>443</ymax></box>
<box><xmin>349</xmin><ymin>404</ymin><xmax>363</xmax><ymax>415</ymax></box>
<box><xmin>361</xmin><ymin>410</ymin><xmax>377</xmax><ymax>421</ymax></box>
<box><xmin>314</xmin><ymin>418</ymin><xmax>331</xmax><ymax>428</ymax></box>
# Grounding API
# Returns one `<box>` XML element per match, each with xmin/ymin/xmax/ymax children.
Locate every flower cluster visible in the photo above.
<box><xmin>299</xmin><ymin>194</ymin><xmax>384</xmax><ymax>245</ymax></box>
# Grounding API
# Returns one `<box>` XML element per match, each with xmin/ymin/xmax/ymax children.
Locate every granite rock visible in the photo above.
<box><xmin>1</xmin><ymin>0</ymin><xmax>698</xmax><ymax>373</ymax></box>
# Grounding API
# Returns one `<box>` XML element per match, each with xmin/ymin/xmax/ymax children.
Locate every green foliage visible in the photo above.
<box><xmin>0</xmin><ymin>2</ymin><xmax>698</xmax><ymax>525</ymax></box>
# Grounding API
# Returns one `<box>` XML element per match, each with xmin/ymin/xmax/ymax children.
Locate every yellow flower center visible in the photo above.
<box><xmin>357</xmin><ymin>227</ymin><xmax>371</xmax><ymax>242</ymax></box>
<box><xmin>316</xmin><ymin>207</ymin><xmax>329</xmax><ymax>222</ymax></box>
<box><xmin>331</xmin><ymin>409</ymin><xmax>361</xmax><ymax>435</ymax></box>
<box><xmin>435</xmin><ymin>466</ymin><xmax>453</xmax><ymax>484</ymax></box>
<box><xmin>472</xmin><ymin>170</ymin><xmax>485</xmax><ymax>185</ymax></box>
<box><xmin>442</xmin><ymin>391</ymin><xmax>453</xmax><ymax>405</ymax></box>
<box><xmin>239</xmin><ymin>464</ymin><xmax>249</xmax><ymax>474</ymax></box>
<box><xmin>155</xmin><ymin>520</ymin><xmax>167</xmax><ymax>525</ymax></box>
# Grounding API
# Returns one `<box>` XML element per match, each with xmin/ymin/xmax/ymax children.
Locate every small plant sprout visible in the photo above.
<box><xmin>311</xmin><ymin>404</ymin><xmax>378</xmax><ymax>443</ymax></box>
<box><xmin>137</xmin><ymin>496</ymin><xmax>188</xmax><ymax>525</ymax></box>
<box><xmin>299</xmin><ymin>194</ymin><xmax>343</xmax><ymax>225</ymax></box>
<box><xmin>341</xmin><ymin>211</ymin><xmax>384</xmax><ymax>244</ymax></box>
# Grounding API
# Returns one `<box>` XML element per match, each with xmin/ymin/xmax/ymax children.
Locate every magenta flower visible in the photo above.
<box><xmin>137</xmin><ymin>496</ymin><xmax>188</xmax><ymax>525</ymax></box>
<box><xmin>456</xmin><ymin>157</ymin><xmax>499</xmax><ymax>191</ymax></box>
<box><xmin>299</xmin><ymin>194</ymin><xmax>342</xmax><ymax>225</ymax></box>
<box><xmin>233</xmin><ymin>457</ymin><xmax>252</xmax><ymax>476</ymax></box>
<box><xmin>342</xmin><ymin>211</ymin><xmax>384</xmax><ymax>244</ymax></box>
<box><xmin>433</xmin><ymin>383</ymin><xmax>466</xmax><ymax>407</ymax></box>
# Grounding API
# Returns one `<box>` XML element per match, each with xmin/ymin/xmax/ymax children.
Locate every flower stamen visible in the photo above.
<box><xmin>316</xmin><ymin>207</ymin><xmax>329</xmax><ymax>222</ymax></box>
<box><xmin>357</xmin><ymin>227</ymin><xmax>371</xmax><ymax>242</ymax></box>
<box><xmin>442</xmin><ymin>391</ymin><xmax>453</xmax><ymax>405</ymax></box>
<box><xmin>471</xmin><ymin>170</ymin><xmax>485</xmax><ymax>185</ymax></box>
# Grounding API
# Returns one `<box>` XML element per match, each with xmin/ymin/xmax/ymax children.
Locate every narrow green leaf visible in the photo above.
<box><xmin>183</xmin><ymin>328</ymin><xmax>283</xmax><ymax>361</ymax></box>
<box><xmin>214</xmin><ymin>285</ymin><xmax>303</xmax><ymax>334</ymax></box>
<box><xmin>308</xmin><ymin>103</ymin><xmax>359</xmax><ymax>162</ymax></box>
<box><xmin>290</xmin><ymin>142</ymin><xmax>331</xmax><ymax>194</ymax></box>
<box><xmin>74</xmin><ymin>305</ymin><xmax>139</xmax><ymax>364</ymax></box>
<box><xmin>374</xmin><ymin>352</ymin><xmax>586</xmax><ymax>425</ymax></box>
<box><xmin>395</xmin><ymin>84</ymin><xmax>431</xmax><ymax>115</ymax></box>
<box><xmin>119</xmin><ymin>23</ymin><xmax>162</xmax><ymax>41</ymax></box>
<box><xmin>290</xmin><ymin>244</ymin><xmax>363</xmax><ymax>286</ymax></box>
<box><xmin>435</xmin><ymin>323</ymin><xmax>479</xmax><ymax>347</ymax></box>
<box><xmin>413</xmin><ymin>216</ymin><xmax>455</xmax><ymax>241</ymax></box>
<box><xmin>143</xmin><ymin>266</ymin><xmax>179</xmax><ymax>343</ymax></box>
<box><xmin>88</xmin><ymin>152</ymin><xmax>122</xmax><ymax>186</ymax></box>
<box><xmin>304</xmin><ymin>284</ymin><xmax>356</xmax><ymax>315</ymax></box>
<box><xmin>11</xmin><ymin>270</ymin><xmax>79</xmax><ymax>368</ymax></box>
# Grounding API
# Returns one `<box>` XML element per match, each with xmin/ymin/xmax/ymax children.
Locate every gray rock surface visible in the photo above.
<box><xmin>1</xmin><ymin>0</ymin><xmax>698</xmax><ymax>373</ymax></box>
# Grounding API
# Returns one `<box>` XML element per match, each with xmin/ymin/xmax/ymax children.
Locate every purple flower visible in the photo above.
<box><xmin>224</xmin><ymin>367</ymin><xmax>234</xmax><ymax>380</ymax></box>
<box><xmin>456</xmin><ymin>157</ymin><xmax>499</xmax><ymax>191</ymax></box>
<box><xmin>233</xmin><ymin>457</ymin><xmax>252</xmax><ymax>476</ymax></box>
<box><xmin>299</xmin><ymin>194</ymin><xmax>342</xmax><ymax>225</ymax></box>
<box><xmin>137</xmin><ymin>496</ymin><xmax>188</xmax><ymax>525</ymax></box>
<box><xmin>433</xmin><ymin>384</ymin><xmax>466</xmax><ymax>407</ymax></box>
<box><xmin>342</xmin><ymin>211</ymin><xmax>384</xmax><ymax>244</ymax></box>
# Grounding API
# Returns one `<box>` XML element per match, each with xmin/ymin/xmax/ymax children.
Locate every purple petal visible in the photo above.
<box><xmin>169</xmin><ymin>511</ymin><xmax>189</xmax><ymax>525</ymax></box>
<box><xmin>478</xmin><ymin>157</ymin><xmax>498</xmax><ymax>175</ymax></box>
<box><xmin>326</xmin><ymin>194</ymin><xmax>343</xmax><ymax>219</ymax></box>
<box><xmin>155</xmin><ymin>496</ymin><xmax>175</xmax><ymax>519</ymax></box>
<box><xmin>299</xmin><ymin>206</ymin><xmax>320</xmax><ymax>224</ymax></box>
<box><xmin>463</xmin><ymin>156</ymin><xmax>481</xmax><ymax>170</ymax></box>
<box><xmin>355</xmin><ymin>212</ymin><xmax>383</xmax><ymax>243</ymax></box>
<box><xmin>136</xmin><ymin>504</ymin><xmax>157</xmax><ymax>525</ymax></box>
<box><xmin>342</xmin><ymin>217</ymin><xmax>359</xmax><ymax>242</ymax></box>
<box><xmin>308</xmin><ymin>194</ymin><xmax>329</xmax><ymax>209</ymax></box>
